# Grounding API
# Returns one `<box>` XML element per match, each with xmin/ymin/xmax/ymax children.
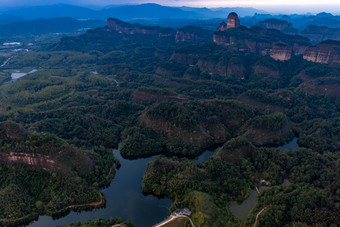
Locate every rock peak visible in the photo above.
<box><xmin>227</xmin><ymin>12</ymin><xmax>240</xmax><ymax>29</ymax></box>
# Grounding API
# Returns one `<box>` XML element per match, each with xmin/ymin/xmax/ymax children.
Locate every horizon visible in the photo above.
<box><xmin>0</xmin><ymin>1</ymin><xmax>339</xmax><ymax>15</ymax></box>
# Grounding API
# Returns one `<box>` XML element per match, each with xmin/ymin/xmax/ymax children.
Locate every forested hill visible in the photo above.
<box><xmin>0</xmin><ymin>14</ymin><xmax>339</xmax><ymax>227</ymax></box>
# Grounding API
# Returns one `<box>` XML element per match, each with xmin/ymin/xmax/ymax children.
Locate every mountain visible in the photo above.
<box><xmin>2</xmin><ymin>3</ymin><xmax>267</xmax><ymax>21</ymax></box>
<box><xmin>0</xmin><ymin>14</ymin><xmax>24</xmax><ymax>25</ymax></box>
<box><xmin>1</xmin><ymin>4</ymin><xmax>95</xmax><ymax>20</ymax></box>
<box><xmin>258</xmin><ymin>18</ymin><xmax>298</xmax><ymax>35</ymax></box>
<box><xmin>212</xmin><ymin>13</ymin><xmax>340</xmax><ymax>65</ymax></box>
<box><xmin>301</xmin><ymin>25</ymin><xmax>340</xmax><ymax>43</ymax></box>
<box><xmin>251</xmin><ymin>15</ymin><xmax>340</xmax><ymax>44</ymax></box>
<box><xmin>0</xmin><ymin>17</ymin><xmax>105</xmax><ymax>37</ymax></box>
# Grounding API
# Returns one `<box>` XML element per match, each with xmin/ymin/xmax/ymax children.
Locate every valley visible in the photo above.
<box><xmin>0</xmin><ymin>6</ymin><xmax>339</xmax><ymax>227</ymax></box>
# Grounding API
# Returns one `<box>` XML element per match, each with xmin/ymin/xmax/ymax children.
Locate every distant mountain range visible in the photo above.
<box><xmin>0</xmin><ymin>4</ymin><xmax>339</xmax><ymax>44</ymax></box>
<box><xmin>0</xmin><ymin>3</ymin><xmax>267</xmax><ymax>21</ymax></box>
<box><xmin>243</xmin><ymin>12</ymin><xmax>340</xmax><ymax>30</ymax></box>
<box><xmin>0</xmin><ymin>17</ymin><xmax>105</xmax><ymax>38</ymax></box>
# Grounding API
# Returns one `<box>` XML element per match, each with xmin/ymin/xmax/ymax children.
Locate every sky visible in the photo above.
<box><xmin>0</xmin><ymin>0</ymin><xmax>339</xmax><ymax>14</ymax></box>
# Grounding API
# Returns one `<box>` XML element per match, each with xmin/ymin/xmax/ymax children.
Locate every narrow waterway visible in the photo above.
<box><xmin>28</xmin><ymin>144</ymin><xmax>172</xmax><ymax>227</ymax></box>
<box><xmin>28</xmin><ymin>145</ymin><xmax>214</xmax><ymax>227</ymax></box>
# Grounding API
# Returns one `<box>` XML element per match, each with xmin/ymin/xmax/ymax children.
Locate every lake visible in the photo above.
<box><xmin>28</xmin><ymin>145</ymin><xmax>214</xmax><ymax>227</ymax></box>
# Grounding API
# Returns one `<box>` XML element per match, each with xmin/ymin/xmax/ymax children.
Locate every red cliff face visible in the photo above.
<box><xmin>212</xmin><ymin>14</ymin><xmax>326</xmax><ymax>62</ymax></box>
<box><xmin>227</xmin><ymin>12</ymin><xmax>241</xmax><ymax>29</ymax></box>
<box><xmin>270</xmin><ymin>44</ymin><xmax>293</xmax><ymax>61</ymax></box>
<box><xmin>303</xmin><ymin>41</ymin><xmax>340</xmax><ymax>65</ymax></box>
<box><xmin>0</xmin><ymin>152</ymin><xmax>55</xmax><ymax>171</ymax></box>
<box><xmin>217</xmin><ymin>22</ymin><xmax>228</xmax><ymax>32</ymax></box>
<box><xmin>213</xmin><ymin>33</ymin><xmax>229</xmax><ymax>46</ymax></box>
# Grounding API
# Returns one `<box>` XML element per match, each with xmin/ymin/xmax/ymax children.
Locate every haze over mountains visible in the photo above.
<box><xmin>0</xmin><ymin>4</ymin><xmax>340</xmax><ymax>45</ymax></box>
<box><xmin>0</xmin><ymin>2</ymin><xmax>340</xmax><ymax>227</ymax></box>
<box><xmin>0</xmin><ymin>4</ymin><xmax>267</xmax><ymax>21</ymax></box>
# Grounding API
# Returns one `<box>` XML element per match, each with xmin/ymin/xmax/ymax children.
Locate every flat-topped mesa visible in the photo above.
<box><xmin>258</xmin><ymin>18</ymin><xmax>297</xmax><ymax>35</ymax></box>
<box><xmin>227</xmin><ymin>12</ymin><xmax>241</xmax><ymax>29</ymax></box>
<box><xmin>106</xmin><ymin>18</ymin><xmax>174</xmax><ymax>37</ymax></box>
<box><xmin>303</xmin><ymin>40</ymin><xmax>340</xmax><ymax>65</ymax></box>
<box><xmin>175</xmin><ymin>26</ymin><xmax>213</xmax><ymax>43</ymax></box>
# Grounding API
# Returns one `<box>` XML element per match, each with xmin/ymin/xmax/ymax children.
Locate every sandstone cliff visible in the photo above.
<box><xmin>0</xmin><ymin>152</ymin><xmax>55</xmax><ymax>171</ymax></box>
<box><xmin>270</xmin><ymin>43</ymin><xmax>293</xmax><ymax>61</ymax></box>
<box><xmin>303</xmin><ymin>40</ymin><xmax>340</xmax><ymax>65</ymax></box>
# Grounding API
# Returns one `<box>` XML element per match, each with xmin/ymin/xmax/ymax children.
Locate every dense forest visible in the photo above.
<box><xmin>0</xmin><ymin>18</ymin><xmax>339</xmax><ymax>226</ymax></box>
<box><xmin>58</xmin><ymin>217</ymin><xmax>133</xmax><ymax>227</ymax></box>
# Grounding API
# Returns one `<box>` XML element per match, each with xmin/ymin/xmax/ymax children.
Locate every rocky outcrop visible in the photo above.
<box><xmin>217</xmin><ymin>22</ymin><xmax>228</xmax><ymax>32</ymax></box>
<box><xmin>270</xmin><ymin>43</ymin><xmax>292</xmax><ymax>61</ymax></box>
<box><xmin>293</xmin><ymin>43</ymin><xmax>309</xmax><ymax>55</ymax></box>
<box><xmin>296</xmin><ymin>77</ymin><xmax>340</xmax><ymax>99</ymax></box>
<box><xmin>175</xmin><ymin>26</ymin><xmax>213</xmax><ymax>43</ymax></box>
<box><xmin>214</xmin><ymin>26</ymin><xmax>308</xmax><ymax>61</ymax></box>
<box><xmin>107</xmin><ymin>18</ymin><xmax>174</xmax><ymax>37</ymax></box>
<box><xmin>214</xmin><ymin>14</ymin><xmax>312</xmax><ymax>61</ymax></box>
<box><xmin>303</xmin><ymin>40</ymin><xmax>340</xmax><ymax>65</ymax></box>
<box><xmin>258</xmin><ymin>18</ymin><xmax>298</xmax><ymax>35</ymax></box>
<box><xmin>0</xmin><ymin>152</ymin><xmax>55</xmax><ymax>171</ymax></box>
<box><xmin>227</xmin><ymin>12</ymin><xmax>241</xmax><ymax>29</ymax></box>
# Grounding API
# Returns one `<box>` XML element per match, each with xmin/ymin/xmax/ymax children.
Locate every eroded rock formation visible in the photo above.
<box><xmin>303</xmin><ymin>40</ymin><xmax>340</xmax><ymax>64</ymax></box>
<box><xmin>227</xmin><ymin>12</ymin><xmax>241</xmax><ymax>29</ymax></box>
<box><xmin>0</xmin><ymin>152</ymin><xmax>55</xmax><ymax>171</ymax></box>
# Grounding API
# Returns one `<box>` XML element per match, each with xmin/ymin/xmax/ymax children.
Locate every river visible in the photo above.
<box><xmin>28</xmin><ymin>145</ymin><xmax>213</xmax><ymax>227</ymax></box>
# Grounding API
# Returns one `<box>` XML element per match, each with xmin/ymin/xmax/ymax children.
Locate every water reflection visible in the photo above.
<box><xmin>28</xmin><ymin>145</ymin><xmax>172</xmax><ymax>227</ymax></box>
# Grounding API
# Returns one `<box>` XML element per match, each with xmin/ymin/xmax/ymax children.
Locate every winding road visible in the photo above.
<box><xmin>253</xmin><ymin>206</ymin><xmax>268</xmax><ymax>227</ymax></box>
<box><xmin>0</xmin><ymin>56</ymin><xmax>14</xmax><ymax>67</ymax></box>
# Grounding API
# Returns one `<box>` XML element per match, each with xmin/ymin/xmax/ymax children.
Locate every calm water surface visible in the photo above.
<box><xmin>277</xmin><ymin>137</ymin><xmax>299</xmax><ymax>151</ymax></box>
<box><xmin>193</xmin><ymin>150</ymin><xmax>213</xmax><ymax>164</ymax></box>
<box><xmin>28</xmin><ymin>145</ymin><xmax>214</xmax><ymax>227</ymax></box>
<box><xmin>28</xmin><ymin>144</ymin><xmax>173</xmax><ymax>227</ymax></box>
